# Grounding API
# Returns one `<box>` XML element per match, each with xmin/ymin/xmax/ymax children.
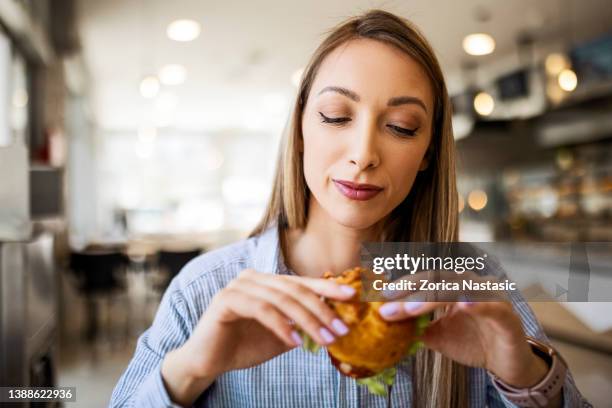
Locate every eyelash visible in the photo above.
<box><xmin>318</xmin><ymin>112</ymin><xmax>419</xmax><ymax>137</ymax></box>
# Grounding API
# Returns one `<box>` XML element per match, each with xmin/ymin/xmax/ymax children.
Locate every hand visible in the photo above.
<box><xmin>378</xmin><ymin>271</ymin><xmax>550</xmax><ymax>389</ymax></box>
<box><xmin>161</xmin><ymin>268</ymin><xmax>355</xmax><ymax>406</ymax></box>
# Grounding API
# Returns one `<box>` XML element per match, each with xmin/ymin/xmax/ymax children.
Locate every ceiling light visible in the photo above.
<box><xmin>291</xmin><ymin>67</ymin><xmax>304</xmax><ymax>87</ymax></box>
<box><xmin>558</xmin><ymin>69</ymin><xmax>577</xmax><ymax>92</ymax></box>
<box><xmin>545</xmin><ymin>53</ymin><xmax>569</xmax><ymax>76</ymax></box>
<box><xmin>452</xmin><ymin>113</ymin><xmax>474</xmax><ymax>140</ymax></box>
<box><xmin>167</xmin><ymin>19</ymin><xmax>201</xmax><ymax>42</ymax></box>
<box><xmin>140</xmin><ymin>76</ymin><xmax>160</xmax><ymax>98</ymax></box>
<box><xmin>473</xmin><ymin>92</ymin><xmax>494</xmax><ymax>116</ymax></box>
<box><xmin>463</xmin><ymin>33</ymin><xmax>495</xmax><ymax>56</ymax></box>
<box><xmin>468</xmin><ymin>190</ymin><xmax>488</xmax><ymax>211</ymax></box>
<box><xmin>159</xmin><ymin>64</ymin><xmax>187</xmax><ymax>85</ymax></box>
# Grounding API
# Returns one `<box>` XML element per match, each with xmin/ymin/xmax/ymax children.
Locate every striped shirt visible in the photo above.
<box><xmin>110</xmin><ymin>225</ymin><xmax>590</xmax><ymax>407</ymax></box>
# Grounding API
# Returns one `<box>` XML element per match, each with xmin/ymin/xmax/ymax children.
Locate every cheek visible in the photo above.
<box><xmin>302</xmin><ymin>123</ymin><xmax>342</xmax><ymax>187</ymax></box>
<box><xmin>384</xmin><ymin>143</ymin><xmax>429</xmax><ymax>196</ymax></box>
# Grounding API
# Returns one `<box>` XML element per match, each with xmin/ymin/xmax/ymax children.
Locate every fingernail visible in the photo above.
<box><xmin>404</xmin><ymin>301</ymin><xmax>423</xmax><ymax>312</ymax></box>
<box><xmin>340</xmin><ymin>285</ymin><xmax>356</xmax><ymax>296</ymax></box>
<box><xmin>319</xmin><ymin>327</ymin><xmax>335</xmax><ymax>344</ymax></box>
<box><xmin>290</xmin><ymin>330</ymin><xmax>303</xmax><ymax>346</ymax></box>
<box><xmin>331</xmin><ymin>318</ymin><xmax>349</xmax><ymax>336</ymax></box>
<box><xmin>459</xmin><ymin>301</ymin><xmax>474</xmax><ymax>307</ymax></box>
<box><xmin>379</xmin><ymin>302</ymin><xmax>400</xmax><ymax>317</ymax></box>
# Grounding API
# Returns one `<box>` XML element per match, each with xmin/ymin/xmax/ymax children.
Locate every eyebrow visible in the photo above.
<box><xmin>317</xmin><ymin>86</ymin><xmax>428</xmax><ymax>113</ymax></box>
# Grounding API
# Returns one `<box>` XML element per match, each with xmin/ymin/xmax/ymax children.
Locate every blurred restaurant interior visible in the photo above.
<box><xmin>0</xmin><ymin>0</ymin><xmax>611</xmax><ymax>406</ymax></box>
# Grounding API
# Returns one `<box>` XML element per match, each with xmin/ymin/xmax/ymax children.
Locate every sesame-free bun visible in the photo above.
<box><xmin>324</xmin><ymin>267</ymin><xmax>417</xmax><ymax>378</ymax></box>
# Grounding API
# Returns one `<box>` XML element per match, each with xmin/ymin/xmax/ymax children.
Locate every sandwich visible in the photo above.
<box><xmin>299</xmin><ymin>267</ymin><xmax>429</xmax><ymax>395</ymax></box>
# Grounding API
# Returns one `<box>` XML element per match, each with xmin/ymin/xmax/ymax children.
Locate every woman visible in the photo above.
<box><xmin>111</xmin><ymin>10</ymin><xmax>589</xmax><ymax>408</ymax></box>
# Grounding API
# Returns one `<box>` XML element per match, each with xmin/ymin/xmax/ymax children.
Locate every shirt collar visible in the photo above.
<box><xmin>254</xmin><ymin>224</ymin><xmax>292</xmax><ymax>276</ymax></box>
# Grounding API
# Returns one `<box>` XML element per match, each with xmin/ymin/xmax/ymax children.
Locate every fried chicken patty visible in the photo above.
<box><xmin>324</xmin><ymin>267</ymin><xmax>417</xmax><ymax>378</ymax></box>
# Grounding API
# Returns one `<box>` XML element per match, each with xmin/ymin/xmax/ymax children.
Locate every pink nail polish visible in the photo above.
<box><xmin>379</xmin><ymin>302</ymin><xmax>400</xmax><ymax>317</ymax></box>
<box><xmin>404</xmin><ymin>301</ymin><xmax>423</xmax><ymax>312</ymax></box>
<box><xmin>331</xmin><ymin>318</ymin><xmax>349</xmax><ymax>336</ymax></box>
<box><xmin>319</xmin><ymin>327</ymin><xmax>335</xmax><ymax>344</ymax></box>
<box><xmin>340</xmin><ymin>285</ymin><xmax>356</xmax><ymax>296</ymax></box>
<box><xmin>290</xmin><ymin>330</ymin><xmax>303</xmax><ymax>346</ymax></box>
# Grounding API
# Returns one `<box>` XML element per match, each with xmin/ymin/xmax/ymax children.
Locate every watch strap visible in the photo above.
<box><xmin>490</xmin><ymin>337</ymin><xmax>567</xmax><ymax>407</ymax></box>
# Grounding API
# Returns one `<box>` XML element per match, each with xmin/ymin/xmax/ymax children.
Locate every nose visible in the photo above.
<box><xmin>348</xmin><ymin>119</ymin><xmax>380</xmax><ymax>170</ymax></box>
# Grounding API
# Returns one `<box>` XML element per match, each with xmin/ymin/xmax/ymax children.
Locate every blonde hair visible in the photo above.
<box><xmin>250</xmin><ymin>9</ymin><xmax>466</xmax><ymax>407</ymax></box>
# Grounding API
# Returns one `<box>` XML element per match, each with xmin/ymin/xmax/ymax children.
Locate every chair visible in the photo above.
<box><xmin>69</xmin><ymin>251</ymin><xmax>129</xmax><ymax>343</ymax></box>
<box><xmin>157</xmin><ymin>249</ymin><xmax>202</xmax><ymax>290</ymax></box>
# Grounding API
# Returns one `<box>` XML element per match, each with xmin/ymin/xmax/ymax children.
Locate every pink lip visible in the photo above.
<box><xmin>333</xmin><ymin>179</ymin><xmax>383</xmax><ymax>201</ymax></box>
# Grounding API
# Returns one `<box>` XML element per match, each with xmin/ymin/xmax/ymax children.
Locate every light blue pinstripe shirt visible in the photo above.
<box><xmin>110</xmin><ymin>225</ymin><xmax>590</xmax><ymax>407</ymax></box>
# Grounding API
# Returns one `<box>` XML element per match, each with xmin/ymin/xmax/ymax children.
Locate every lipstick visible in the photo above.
<box><xmin>333</xmin><ymin>179</ymin><xmax>383</xmax><ymax>201</ymax></box>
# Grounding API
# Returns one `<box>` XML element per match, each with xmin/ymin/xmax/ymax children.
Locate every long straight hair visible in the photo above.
<box><xmin>250</xmin><ymin>9</ymin><xmax>466</xmax><ymax>407</ymax></box>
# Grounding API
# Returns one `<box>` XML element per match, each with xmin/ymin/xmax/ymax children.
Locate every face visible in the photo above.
<box><xmin>301</xmin><ymin>38</ymin><xmax>435</xmax><ymax>230</ymax></box>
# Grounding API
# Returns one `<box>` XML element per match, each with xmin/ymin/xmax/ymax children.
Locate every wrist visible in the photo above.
<box><xmin>498</xmin><ymin>348</ymin><xmax>550</xmax><ymax>388</ymax></box>
<box><xmin>489</xmin><ymin>337</ymin><xmax>566</xmax><ymax>408</ymax></box>
<box><xmin>161</xmin><ymin>344</ymin><xmax>219</xmax><ymax>407</ymax></box>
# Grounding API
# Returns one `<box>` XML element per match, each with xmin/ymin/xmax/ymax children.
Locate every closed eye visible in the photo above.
<box><xmin>319</xmin><ymin>112</ymin><xmax>351</xmax><ymax>124</ymax></box>
<box><xmin>387</xmin><ymin>124</ymin><xmax>419</xmax><ymax>137</ymax></box>
<box><xmin>319</xmin><ymin>111</ymin><xmax>419</xmax><ymax>137</ymax></box>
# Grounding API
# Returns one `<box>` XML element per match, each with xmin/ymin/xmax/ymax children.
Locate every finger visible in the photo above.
<box><xmin>378</xmin><ymin>301</ymin><xmax>455</xmax><ymax>321</ymax></box>
<box><xmin>381</xmin><ymin>270</ymin><xmax>455</xmax><ymax>300</ymax></box>
<box><xmin>250</xmin><ymin>275</ymin><xmax>350</xmax><ymax>337</ymax></box>
<box><xmin>284</xmin><ymin>275</ymin><xmax>357</xmax><ymax>300</ymax></box>
<box><xmin>237</xmin><ymin>269</ymin><xmax>356</xmax><ymax>300</ymax></box>
<box><xmin>382</xmin><ymin>270</ymin><xmax>497</xmax><ymax>302</ymax></box>
<box><xmin>420</xmin><ymin>318</ymin><xmax>446</xmax><ymax>351</ymax></box>
<box><xmin>222</xmin><ymin>288</ymin><xmax>302</xmax><ymax>348</ymax></box>
<box><xmin>233</xmin><ymin>280</ymin><xmax>337</xmax><ymax>346</ymax></box>
<box><xmin>456</xmin><ymin>301</ymin><xmax>523</xmax><ymax>336</ymax></box>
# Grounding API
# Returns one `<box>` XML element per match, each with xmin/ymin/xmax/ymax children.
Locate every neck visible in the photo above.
<box><xmin>282</xmin><ymin>197</ymin><xmax>383</xmax><ymax>278</ymax></box>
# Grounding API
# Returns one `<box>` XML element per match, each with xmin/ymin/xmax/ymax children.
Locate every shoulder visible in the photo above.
<box><xmin>174</xmin><ymin>235</ymin><xmax>260</xmax><ymax>292</ymax></box>
<box><xmin>159</xmin><ymin>233</ymin><xmax>266</xmax><ymax>326</ymax></box>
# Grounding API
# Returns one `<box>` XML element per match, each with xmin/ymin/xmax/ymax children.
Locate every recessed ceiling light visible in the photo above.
<box><xmin>463</xmin><ymin>33</ymin><xmax>495</xmax><ymax>56</ymax></box>
<box><xmin>167</xmin><ymin>19</ymin><xmax>201</xmax><ymax>42</ymax></box>
<box><xmin>473</xmin><ymin>91</ymin><xmax>495</xmax><ymax>116</ymax></box>
<box><xmin>140</xmin><ymin>76</ymin><xmax>160</xmax><ymax>98</ymax></box>
<box><xmin>558</xmin><ymin>69</ymin><xmax>577</xmax><ymax>91</ymax></box>
<box><xmin>159</xmin><ymin>64</ymin><xmax>187</xmax><ymax>85</ymax></box>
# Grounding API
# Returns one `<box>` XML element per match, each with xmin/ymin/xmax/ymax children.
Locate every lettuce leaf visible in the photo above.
<box><xmin>415</xmin><ymin>313</ymin><xmax>431</xmax><ymax>337</ymax></box>
<box><xmin>298</xmin><ymin>329</ymin><xmax>321</xmax><ymax>354</ymax></box>
<box><xmin>356</xmin><ymin>367</ymin><xmax>397</xmax><ymax>396</ymax></box>
<box><xmin>406</xmin><ymin>313</ymin><xmax>431</xmax><ymax>356</ymax></box>
<box><xmin>298</xmin><ymin>313</ymin><xmax>431</xmax><ymax>396</ymax></box>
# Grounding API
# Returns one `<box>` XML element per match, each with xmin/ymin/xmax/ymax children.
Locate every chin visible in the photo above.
<box><xmin>328</xmin><ymin>204</ymin><xmax>383</xmax><ymax>231</ymax></box>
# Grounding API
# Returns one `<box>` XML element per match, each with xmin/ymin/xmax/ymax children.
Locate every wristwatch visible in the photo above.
<box><xmin>489</xmin><ymin>336</ymin><xmax>567</xmax><ymax>407</ymax></box>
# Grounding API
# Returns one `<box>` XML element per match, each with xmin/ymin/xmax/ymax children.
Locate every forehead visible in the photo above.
<box><xmin>311</xmin><ymin>38</ymin><xmax>434</xmax><ymax>110</ymax></box>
